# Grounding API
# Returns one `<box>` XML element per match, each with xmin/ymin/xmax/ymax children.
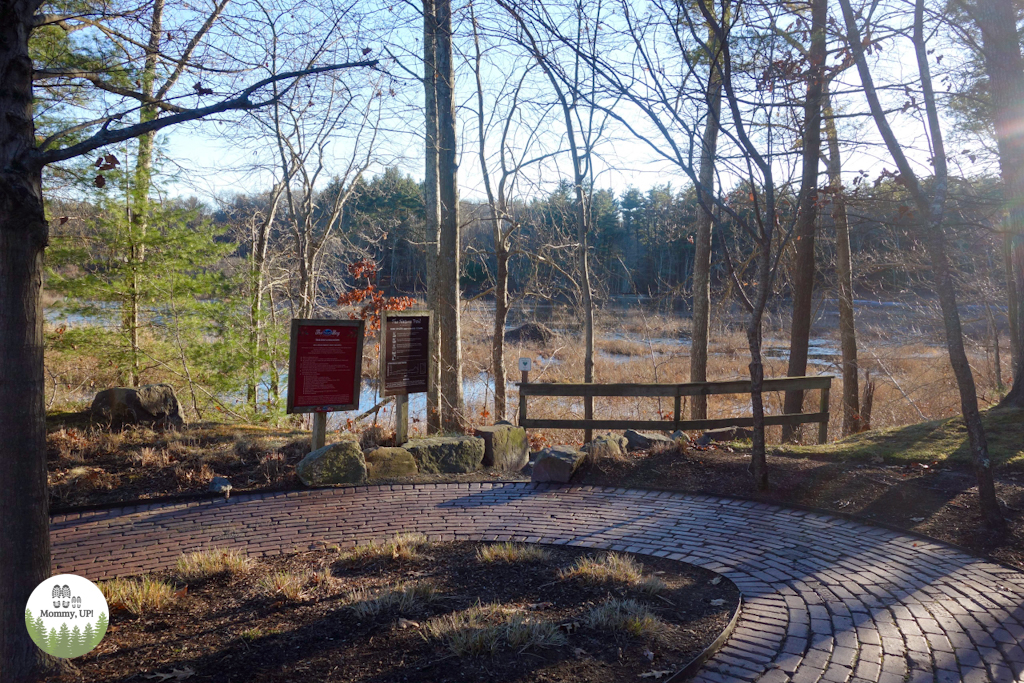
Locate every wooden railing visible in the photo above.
<box><xmin>518</xmin><ymin>375</ymin><xmax>834</xmax><ymax>444</ymax></box>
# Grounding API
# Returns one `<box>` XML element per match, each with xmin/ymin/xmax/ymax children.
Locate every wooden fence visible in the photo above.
<box><xmin>518</xmin><ymin>375</ymin><xmax>834</xmax><ymax>444</ymax></box>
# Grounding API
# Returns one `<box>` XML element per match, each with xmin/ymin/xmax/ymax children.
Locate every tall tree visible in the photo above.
<box><xmin>960</xmin><ymin>0</ymin><xmax>1024</xmax><ymax>407</ymax></box>
<box><xmin>423</xmin><ymin>0</ymin><xmax>443</xmax><ymax>432</ymax></box>
<box><xmin>0</xmin><ymin>1</ymin><xmax>376</xmax><ymax>674</ymax></box>
<box><xmin>839</xmin><ymin>0</ymin><xmax>1004</xmax><ymax>527</ymax></box>
<box><xmin>781</xmin><ymin>0</ymin><xmax>827</xmax><ymax>441</ymax></box>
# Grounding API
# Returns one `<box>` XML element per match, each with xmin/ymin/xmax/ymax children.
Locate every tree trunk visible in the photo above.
<box><xmin>690</xmin><ymin>28</ymin><xmax>723</xmax><ymax>420</ymax></box>
<box><xmin>1</xmin><ymin>5</ymin><xmax>51</xmax><ymax>678</ymax></box>
<box><xmin>839</xmin><ymin>0</ymin><xmax>1004</xmax><ymax>528</ymax></box>
<box><xmin>971</xmin><ymin>0</ymin><xmax>1024</xmax><ymax>407</ymax></box>
<box><xmin>824</xmin><ymin>85</ymin><xmax>861</xmax><ymax>435</ymax></box>
<box><xmin>434</xmin><ymin>0</ymin><xmax>464</xmax><ymax>431</ymax></box>
<box><xmin>423</xmin><ymin>0</ymin><xmax>442</xmax><ymax>433</ymax></box>
<box><xmin>747</xmin><ymin>243</ymin><xmax>772</xmax><ymax>491</ymax></box>
<box><xmin>782</xmin><ymin>0</ymin><xmax>827</xmax><ymax>441</ymax></box>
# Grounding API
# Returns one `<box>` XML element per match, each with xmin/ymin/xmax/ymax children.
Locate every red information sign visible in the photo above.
<box><xmin>287</xmin><ymin>319</ymin><xmax>364</xmax><ymax>413</ymax></box>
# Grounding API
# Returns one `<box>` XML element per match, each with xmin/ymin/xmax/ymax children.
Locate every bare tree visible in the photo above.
<box><xmin>0</xmin><ymin>0</ymin><xmax>376</xmax><ymax>674</ymax></box>
<box><xmin>838</xmin><ymin>0</ymin><xmax>1004</xmax><ymax>528</ymax></box>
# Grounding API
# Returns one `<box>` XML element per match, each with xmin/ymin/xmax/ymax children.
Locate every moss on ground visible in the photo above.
<box><xmin>777</xmin><ymin>407</ymin><xmax>1024</xmax><ymax>469</ymax></box>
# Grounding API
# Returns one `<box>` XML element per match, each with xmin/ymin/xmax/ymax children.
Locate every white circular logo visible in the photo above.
<box><xmin>24</xmin><ymin>574</ymin><xmax>109</xmax><ymax>658</ymax></box>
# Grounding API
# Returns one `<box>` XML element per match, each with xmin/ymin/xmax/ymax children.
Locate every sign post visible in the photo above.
<box><xmin>287</xmin><ymin>319</ymin><xmax>365</xmax><ymax>453</ymax></box>
<box><xmin>380</xmin><ymin>311</ymin><xmax>432</xmax><ymax>444</ymax></box>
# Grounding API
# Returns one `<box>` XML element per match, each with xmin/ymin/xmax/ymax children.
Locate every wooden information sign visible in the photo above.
<box><xmin>380</xmin><ymin>311</ymin><xmax>433</xmax><ymax>443</ymax></box>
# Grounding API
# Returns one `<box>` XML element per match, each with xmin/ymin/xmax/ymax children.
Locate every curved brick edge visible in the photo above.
<box><xmin>51</xmin><ymin>482</ymin><xmax>1024</xmax><ymax>683</ymax></box>
<box><xmin>669</xmin><ymin>594</ymin><xmax>743</xmax><ymax>682</ymax></box>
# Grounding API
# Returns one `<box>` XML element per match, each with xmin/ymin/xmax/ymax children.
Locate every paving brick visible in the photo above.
<box><xmin>49</xmin><ymin>482</ymin><xmax>1024</xmax><ymax>683</ymax></box>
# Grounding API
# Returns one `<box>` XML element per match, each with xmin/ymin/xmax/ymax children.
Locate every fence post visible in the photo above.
<box><xmin>673</xmin><ymin>388</ymin><xmax>681</xmax><ymax>431</ymax></box>
<box><xmin>519</xmin><ymin>368</ymin><xmax>528</xmax><ymax>427</ymax></box>
<box><xmin>818</xmin><ymin>383</ymin><xmax>830</xmax><ymax>444</ymax></box>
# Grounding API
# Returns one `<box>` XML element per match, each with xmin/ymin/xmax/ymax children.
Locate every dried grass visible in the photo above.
<box><xmin>476</xmin><ymin>543</ymin><xmax>552</xmax><ymax>564</ymax></box>
<box><xmin>584</xmin><ymin>598</ymin><xmax>667</xmax><ymax>640</ymax></box>
<box><xmin>338</xmin><ymin>533</ymin><xmax>431</xmax><ymax>564</ymax></box>
<box><xmin>346</xmin><ymin>582</ymin><xmax>440</xmax><ymax>618</ymax></box>
<box><xmin>100</xmin><ymin>576</ymin><xmax>177</xmax><ymax>615</ymax></box>
<box><xmin>175</xmin><ymin>548</ymin><xmax>252</xmax><ymax>581</ymax></box>
<box><xmin>257</xmin><ymin>571</ymin><xmax>308</xmax><ymax>600</ymax></box>
<box><xmin>559</xmin><ymin>553</ymin><xmax>666</xmax><ymax>594</ymax></box>
<box><xmin>424</xmin><ymin>603</ymin><xmax>565</xmax><ymax>656</ymax></box>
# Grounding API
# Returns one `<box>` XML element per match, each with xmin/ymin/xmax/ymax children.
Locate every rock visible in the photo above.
<box><xmin>504</xmin><ymin>322</ymin><xmax>554</xmax><ymax>345</ymax></box>
<box><xmin>209</xmin><ymin>477</ymin><xmax>232</xmax><ymax>494</ymax></box>
<box><xmin>402</xmin><ymin>436</ymin><xmax>485</xmax><ymax>474</ymax></box>
<box><xmin>531</xmin><ymin>445</ymin><xmax>584</xmax><ymax>483</ymax></box>
<box><xmin>91</xmin><ymin>384</ymin><xmax>183</xmax><ymax>428</ymax></box>
<box><xmin>696</xmin><ymin>426</ymin><xmax>753</xmax><ymax>446</ymax></box>
<box><xmin>669</xmin><ymin>430</ymin><xmax>692</xmax><ymax>443</ymax></box>
<box><xmin>296</xmin><ymin>440</ymin><xmax>367</xmax><ymax>486</ymax></box>
<box><xmin>360</xmin><ymin>425</ymin><xmax>388</xmax><ymax>450</ymax></box>
<box><xmin>624</xmin><ymin>429</ymin><xmax>675</xmax><ymax>451</ymax></box>
<box><xmin>583</xmin><ymin>434</ymin><xmax>628</xmax><ymax>461</ymax></box>
<box><xmin>365</xmin><ymin>447</ymin><xmax>419</xmax><ymax>480</ymax></box>
<box><xmin>474</xmin><ymin>424</ymin><xmax>529</xmax><ymax>471</ymax></box>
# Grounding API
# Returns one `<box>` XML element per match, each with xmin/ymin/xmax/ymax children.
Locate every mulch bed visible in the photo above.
<box><xmin>55</xmin><ymin>543</ymin><xmax>738</xmax><ymax>683</ymax></box>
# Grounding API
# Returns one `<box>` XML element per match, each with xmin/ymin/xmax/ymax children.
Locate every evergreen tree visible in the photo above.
<box><xmin>48</xmin><ymin>627</ymin><xmax>58</xmax><ymax>654</ymax></box>
<box><xmin>70</xmin><ymin>625</ymin><xmax>84</xmax><ymax>658</ymax></box>
<box><xmin>24</xmin><ymin>609</ymin><xmax>42</xmax><ymax>647</ymax></box>
<box><xmin>94</xmin><ymin>612</ymin><xmax>109</xmax><ymax>647</ymax></box>
<box><xmin>57</xmin><ymin>622</ymin><xmax>71</xmax><ymax>658</ymax></box>
<box><xmin>82</xmin><ymin>622</ymin><xmax>95</xmax><ymax>653</ymax></box>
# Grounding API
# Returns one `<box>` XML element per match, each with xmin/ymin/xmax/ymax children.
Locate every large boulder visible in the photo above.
<box><xmin>583</xmin><ymin>434</ymin><xmax>628</xmax><ymax>461</ymax></box>
<box><xmin>296</xmin><ymin>439</ymin><xmax>367</xmax><ymax>486</ymax></box>
<box><xmin>91</xmin><ymin>384</ymin><xmax>183</xmax><ymax>428</ymax></box>
<box><xmin>504</xmin><ymin>322</ymin><xmax>554</xmax><ymax>345</ymax></box>
<box><xmin>474</xmin><ymin>424</ymin><xmax>529</xmax><ymax>471</ymax></box>
<box><xmin>624</xmin><ymin>429</ymin><xmax>675</xmax><ymax>452</ymax></box>
<box><xmin>402</xmin><ymin>436</ymin><xmax>485</xmax><ymax>474</ymax></box>
<box><xmin>365</xmin><ymin>447</ymin><xmax>418</xmax><ymax>480</ymax></box>
<box><xmin>697</xmin><ymin>426</ymin><xmax>753</xmax><ymax>446</ymax></box>
<box><xmin>531</xmin><ymin>445</ymin><xmax>584</xmax><ymax>483</ymax></box>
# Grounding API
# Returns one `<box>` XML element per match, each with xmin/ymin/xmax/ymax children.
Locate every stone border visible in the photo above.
<box><xmin>668</xmin><ymin>594</ymin><xmax>743</xmax><ymax>682</ymax></box>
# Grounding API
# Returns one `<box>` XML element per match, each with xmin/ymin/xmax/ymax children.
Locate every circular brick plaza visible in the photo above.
<box><xmin>51</xmin><ymin>483</ymin><xmax>1024</xmax><ymax>682</ymax></box>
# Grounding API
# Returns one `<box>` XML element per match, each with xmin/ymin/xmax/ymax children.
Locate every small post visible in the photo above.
<box><xmin>518</xmin><ymin>357</ymin><xmax>532</xmax><ymax>428</ymax></box>
<box><xmin>818</xmin><ymin>384</ymin><xmax>830</xmax><ymax>445</ymax></box>
<box><xmin>673</xmin><ymin>392</ymin><xmax>682</xmax><ymax>431</ymax></box>
<box><xmin>584</xmin><ymin>394</ymin><xmax>593</xmax><ymax>445</ymax></box>
<box><xmin>311</xmin><ymin>412</ymin><xmax>327</xmax><ymax>452</ymax></box>
<box><xmin>396</xmin><ymin>394</ymin><xmax>409</xmax><ymax>445</ymax></box>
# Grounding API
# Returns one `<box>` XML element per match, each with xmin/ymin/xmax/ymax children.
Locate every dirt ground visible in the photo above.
<box><xmin>56</xmin><ymin>543</ymin><xmax>738</xmax><ymax>683</ymax></box>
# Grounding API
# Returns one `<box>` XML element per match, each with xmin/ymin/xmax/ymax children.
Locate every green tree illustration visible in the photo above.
<box><xmin>47</xmin><ymin>627</ymin><xmax>58</xmax><ymax>654</ymax></box>
<box><xmin>70</xmin><ymin>625</ymin><xmax>85</xmax><ymax>658</ymax></box>
<box><xmin>92</xmin><ymin>612</ymin><xmax>108</xmax><ymax>648</ymax></box>
<box><xmin>34</xmin><ymin>614</ymin><xmax>46</xmax><ymax>648</ymax></box>
<box><xmin>82</xmin><ymin>622</ymin><xmax>95</xmax><ymax>653</ymax></box>
<box><xmin>56</xmin><ymin>622</ymin><xmax>71</xmax><ymax>658</ymax></box>
<box><xmin>24</xmin><ymin>609</ymin><xmax>42</xmax><ymax>647</ymax></box>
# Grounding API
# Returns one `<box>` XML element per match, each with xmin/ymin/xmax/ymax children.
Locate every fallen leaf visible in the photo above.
<box><xmin>710</xmin><ymin>598</ymin><xmax>726</xmax><ymax>607</ymax></box>
<box><xmin>910</xmin><ymin>517</ymin><xmax>925</xmax><ymax>523</ymax></box>
<box><xmin>639</xmin><ymin>670</ymin><xmax>672</xmax><ymax>679</ymax></box>
<box><xmin>396</xmin><ymin>618</ymin><xmax>419</xmax><ymax>630</ymax></box>
<box><xmin>709</xmin><ymin>576</ymin><xmax>722</xmax><ymax>585</ymax></box>
<box><xmin>573</xmin><ymin>647</ymin><xmax>589</xmax><ymax>658</ymax></box>
<box><xmin>528</xmin><ymin>601</ymin><xmax>553</xmax><ymax>610</ymax></box>
<box><xmin>644</xmin><ymin>648</ymin><xmax>655</xmax><ymax>661</ymax></box>
<box><xmin>174</xmin><ymin>586</ymin><xmax>188</xmax><ymax>599</ymax></box>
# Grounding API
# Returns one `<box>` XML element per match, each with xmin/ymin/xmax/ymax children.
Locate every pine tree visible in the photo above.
<box><xmin>93</xmin><ymin>612</ymin><xmax>109</xmax><ymax>647</ymax></box>
<box><xmin>70</xmin><ymin>625</ymin><xmax>84</xmax><ymax>658</ymax></box>
<box><xmin>57</xmin><ymin>622</ymin><xmax>71</xmax><ymax>658</ymax></box>
<box><xmin>48</xmin><ymin>627</ymin><xmax>58</xmax><ymax>654</ymax></box>
<box><xmin>24</xmin><ymin>609</ymin><xmax>41</xmax><ymax>647</ymax></box>
<box><xmin>82</xmin><ymin>622</ymin><xmax>95</xmax><ymax>653</ymax></box>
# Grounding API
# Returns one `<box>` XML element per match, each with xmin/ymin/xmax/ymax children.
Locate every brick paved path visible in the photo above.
<box><xmin>51</xmin><ymin>483</ymin><xmax>1024</xmax><ymax>682</ymax></box>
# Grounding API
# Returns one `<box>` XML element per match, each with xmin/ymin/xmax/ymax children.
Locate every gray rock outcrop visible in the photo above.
<box><xmin>402</xmin><ymin>436</ymin><xmax>485</xmax><ymax>474</ymax></box>
<box><xmin>91</xmin><ymin>384</ymin><xmax>183</xmax><ymax>428</ymax></box>
<box><xmin>531</xmin><ymin>445</ymin><xmax>584</xmax><ymax>483</ymax></box>
<box><xmin>296</xmin><ymin>439</ymin><xmax>367</xmax><ymax>486</ymax></box>
<box><xmin>474</xmin><ymin>424</ymin><xmax>530</xmax><ymax>471</ymax></box>
<box><xmin>365</xmin><ymin>447</ymin><xmax>419</xmax><ymax>480</ymax></box>
<box><xmin>624</xmin><ymin>429</ymin><xmax>675</xmax><ymax>451</ymax></box>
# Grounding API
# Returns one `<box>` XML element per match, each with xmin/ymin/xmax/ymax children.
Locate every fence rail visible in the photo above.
<box><xmin>518</xmin><ymin>375</ymin><xmax>834</xmax><ymax>444</ymax></box>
